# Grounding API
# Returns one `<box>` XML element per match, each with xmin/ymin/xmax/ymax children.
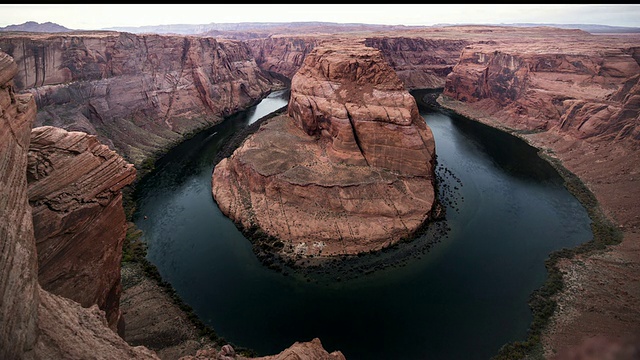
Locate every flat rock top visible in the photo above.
<box><xmin>239</xmin><ymin>114</ymin><xmax>400</xmax><ymax>186</ymax></box>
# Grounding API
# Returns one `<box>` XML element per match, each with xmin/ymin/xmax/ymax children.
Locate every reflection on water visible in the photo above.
<box><xmin>133</xmin><ymin>89</ymin><xmax>592</xmax><ymax>360</ymax></box>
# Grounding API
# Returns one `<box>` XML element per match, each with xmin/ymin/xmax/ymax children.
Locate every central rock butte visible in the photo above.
<box><xmin>212</xmin><ymin>40</ymin><xmax>439</xmax><ymax>261</ymax></box>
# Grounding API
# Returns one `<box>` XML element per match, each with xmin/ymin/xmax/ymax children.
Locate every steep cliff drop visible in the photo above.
<box><xmin>0</xmin><ymin>49</ymin><xmax>159</xmax><ymax>360</ymax></box>
<box><xmin>437</xmin><ymin>35</ymin><xmax>640</xmax><ymax>357</ymax></box>
<box><xmin>0</xmin><ymin>32</ymin><xmax>278</xmax><ymax>167</ymax></box>
<box><xmin>27</xmin><ymin>125</ymin><xmax>137</xmax><ymax>335</ymax></box>
<box><xmin>212</xmin><ymin>40</ymin><xmax>438</xmax><ymax>264</ymax></box>
<box><xmin>0</xmin><ymin>47</ymin><xmax>343</xmax><ymax>360</ymax></box>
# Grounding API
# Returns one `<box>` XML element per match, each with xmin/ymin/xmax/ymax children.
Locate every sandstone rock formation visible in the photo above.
<box><xmin>0</xmin><ymin>32</ymin><xmax>279</xmax><ymax>166</ymax></box>
<box><xmin>0</xmin><ymin>49</ymin><xmax>158</xmax><ymax>360</ymax></box>
<box><xmin>248</xmin><ymin>35</ymin><xmax>469</xmax><ymax>91</ymax></box>
<box><xmin>179</xmin><ymin>338</ymin><xmax>345</xmax><ymax>360</ymax></box>
<box><xmin>248</xmin><ymin>338</ymin><xmax>346</xmax><ymax>360</ymax></box>
<box><xmin>212</xmin><ymin>40</ymin><xmax>438</xmax><ymax>259</ymax></box>
<box><xmin>364</xmin><ymin>37</ymin><xmax>469</xmax><ymax>89</ymax></box>
<box><xmin>436</xmin><ymin>31</ymin><xmax>640</xmax><ymax>356</ymax></box>
<box><xmin>248</xmin><ymin>36</ymin><xmax>321</xmax><ymax>79</ymax></box>
<box><xmin>0</xmin><ymin>47</ymin><xmax>40</xmax><ymax>360</ymax></box>
<box><xmin>27</xmin><ymin>125</ymin><xmax>137</xmax><ymax>335</ymax></box>
<box><xmin>442</xmin><ymin>38</ymin><xmax>640</xmax><ymax>141</ymax></box>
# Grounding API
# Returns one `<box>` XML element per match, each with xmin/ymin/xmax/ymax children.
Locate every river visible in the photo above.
<box><xmin>132</xmin><ymin>88</ymin><xmax>592</xmax><ymax>360</ymax></box>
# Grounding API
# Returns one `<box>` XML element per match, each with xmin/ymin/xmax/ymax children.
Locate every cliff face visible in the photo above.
<box><xmin>247</xmin><ymin>35</ymin><xmax>468</xmax><ymax>91</ymax></box>
<box><xmin>364</xmin><ymin>37</ymin><xmax>469</xmax><ymax>89</ymax></box>
<box><xmin>442</xmin><ymin>41</ymin><xmax>640</xmax><ymax>141</ymax></box>
<box><xmin>0</xmin><ymin>49</ymin><xmax>40</xmax><ymax>360</ymax></box>
<box><xmin>27</xmin><ymin>126</ymin><xmax>137</xmax><ymax>335</ymax></box>
<box><xmin>248</xmin><ymin>36</ymin><xmax>321</xmax><ymax>79</ymax></box>
<box><xmin>437</xmin><ymin>33</ymin><xmax>640</xmax><ymax>356</ymax></box>
<box><xmin>212</xmin><ymin>40</ymin><xmax>437</xmax><ymax>259</ymax></box>
<box><xmin>0</xmin><ymin>49</ymin><xmax>158</xmax><ymax>360</ymax></box>
<box><xmin>0</xmin><ymin>32</ymin><xmax>278</xmax><ymax>166</ymax></box>
<box><xmin>287</xmin><ymin>40</ymin><xmax>436</xmax><ymax>176</ymax></box>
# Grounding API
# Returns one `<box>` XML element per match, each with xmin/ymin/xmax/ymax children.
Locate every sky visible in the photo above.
<box><xmin>1</xmin><ymin>4</ymin><xmax>640</xmax><ymax>30</ymax></box>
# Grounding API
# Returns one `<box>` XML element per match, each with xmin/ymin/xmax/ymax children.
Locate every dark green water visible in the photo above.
<box><xmin>132</xmin><ymin>89</ymin><xmax>592</xmax><ymax>360</ymax></box>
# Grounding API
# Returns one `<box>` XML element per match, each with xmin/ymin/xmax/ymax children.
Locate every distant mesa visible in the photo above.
<box><xmin>0</xmin><ymin>21</ymin><xmax>73</xmax><ymax>33</ymax></box>
<box><xmin>212</xmin><ymin>39</ymin><xmax>440</xmax><ymax>263</ymax></box>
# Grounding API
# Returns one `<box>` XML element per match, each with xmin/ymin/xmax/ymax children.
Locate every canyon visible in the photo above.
<box><xmin>212</xmin><ymin>40</ymin><xmax>438</xmax><ymax>260</ymax></box>
<box><xmin>1</xmin><ymin>23</ymin><xmax>639</xmax><ymax>359</ymax></box>
<box><xmin>0</xmin><ymin>32</ymin><xmax>280</xmax><ymax>167</ymax></box>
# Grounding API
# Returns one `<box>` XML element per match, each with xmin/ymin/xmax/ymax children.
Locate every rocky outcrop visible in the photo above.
<box><xmin>179</xmin><ymin>338</ymin><xmax>345</xmax><ymax>360</ymax></box>
<box><xmin>442</xmin><ymin>38</ymin><xmax>640</xmax><ymax>141</ymax></box>
<box><xmin>364</xmin><ymin>37</ymin><xmax>469</xmax><ymax>89</ymax></box>
<box><xmin>0</xmin><ymin>49</ymin><xmax>158</xmax><ymax>360</ymax></box>
<box><xmin>286</xmin><ymin>40</ymin><xmax>435</xmax><ymax>176</ymax></box>
<box><xmin>436</xmin><ymin>32</ymin><xmax>640</xmax><ymax>357</ymax></box>
<box><xmin>0</xmin><ymin>48</ymin><xmax>40</xmax><ymax>360</ymax></box>
<box><xmin>212</xmin><ymin>40</ymin><xmax>437</xmax><ymax>259</ymax></box>
<box><xmin>248</xmin><ymin>338</ymin><xmax>346</xmax><ymax>360</ymax></box>
<box><xmin>248</xmin><ymin>35</ymin><xmax>468</xmax><ymax>90</ymax></box>
<box><xmin>0</xmin><ymin>32</ymin><xmax>278</xmax><ymax>166</ymax></box>
<box><xmin>27</xmin><ymin>125</ymin><xmax>137</xmax><ymax>335</ymax></box>
<box><xmin>248</xmin><ymin>36</ymin><xmax>321</xmax><ymax>79</ymax></box>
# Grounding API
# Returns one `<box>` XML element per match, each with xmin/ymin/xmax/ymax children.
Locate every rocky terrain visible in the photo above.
<box><xmin>2</xmin><ymin>23</ymin><xmax>640</xmax><ymax>360</ymax></box>
<box><xmin>0</xmin><ymin>32</ymin><xmax>280</xmax><ymax>166</ymax></box>
<box><xmin>0</xmin><ymin>47</ymin><xmax>342</xmax><ymax>360</ymax></box>
<box><xmin>435</xmin><ymin>31</ymin><xmax>640</xmax><ymax>357</ymax></box>
<box><xmin>212</xmin><ymin>40</ymin><xmax>438</xmax><ymax>261</ymax></box>
<box><xmin>27</xmin><ymin>125</ymin><xmax>137</xmax><ymax>334</ymax></box>
<box><xmin>0</xmin><ymin>49</ymin><xmax>159</xmax><ymax>360</ymax></box>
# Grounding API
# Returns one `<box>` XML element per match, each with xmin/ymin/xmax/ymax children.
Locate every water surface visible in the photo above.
<box><xmin>132</xmin><ymin>89</ymin><xmax>592</xmax><ymax>360</ymax></box>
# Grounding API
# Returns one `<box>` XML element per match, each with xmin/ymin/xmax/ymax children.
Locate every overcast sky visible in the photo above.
<box><xmin>1</xmin><ymin>4</ymin><xmax>640</xmax><ymax>30</ymax></box>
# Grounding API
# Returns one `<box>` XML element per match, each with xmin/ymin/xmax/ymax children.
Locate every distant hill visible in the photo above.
<box><xmin>434</xmin><ymin>22</ymin><xmax>640</xmax><ymax>34</ymax></box>
<box><xmin>2</xmin><ymin>20</ymin><xmax>638</xmax><ymax>36</ymax></box>
<box><xmin>505</xmin><ymin>23</ymin><xmax>640</xmax><ymax>34</ymax></box>
<box><xmin>0</xmin><ymin>21</ymin><xmax>73</xmax><ymax>33</ymax></box>
<box><xmin>102</xmin><ymin>21</ymin><xmax>423</xmax><ymax>36</ymax></box>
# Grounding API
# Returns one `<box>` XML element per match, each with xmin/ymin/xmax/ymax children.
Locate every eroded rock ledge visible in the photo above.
<box><xmin>212</xmin><ymin>40</ymin><xmax>438</xmax><ymax>261</ymax></box>
<box><xmin>27</xmin><ymin>125</ymin><xmax>137</xmax><ymax>335</ymax></box>
<box><xmin>1</xmin><ymin>48</ymin><xmax>342</xmax><ymax>360</ymax></box>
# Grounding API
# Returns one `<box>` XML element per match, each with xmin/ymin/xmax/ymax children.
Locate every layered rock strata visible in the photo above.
<box><xmin>248</xmin><ymin>35</ymin><xmax>469</xmax><ymax>90</ymax></box>
<box><xmin>248</xmin><ymin>36</ymin><xmax>321</xmax><ymax>79</ymax></box>
<box><xmin>0</xmin><ymin>49</ymin><xmax>158</xmax><ymax>360</ymax></box>
<box><xmin>27</xmin><ymin>125</ymin><xmax>137</xmax><ymax>335</ymax></box>
<box><xmin>442</xmin><ymin>39</ymin><xmax>640</xmax><ymax>141</ymax></box>
<box><xmin>0</xmin><ymin>32</ymin><xmax>278</xmax><ymax>166</ymax></box>
<box><xmin>0</xmin><ymin>47</ymin><xmax>40</xmax><ymax>360</ymax></box>
<box><xmin>437</xmin><ymin>33</ymin><xmax>640</xmax><ymax>356</ymax></box>
<box><xmin>212</xmin><ymin>40</ymin><xmax>437</xmax><ymax>259</ymax></box>
<box><xmin>1</xmin><ymin>48</ymin><xmax>342</xmax><ymax>360</ymax></box>
<box><xmin>364</xmin><ymin>37</ymin><xmax>469</xmax><ymax>89</ymax></box>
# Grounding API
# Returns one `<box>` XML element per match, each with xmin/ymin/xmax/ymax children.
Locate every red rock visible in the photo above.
<box><xmin>0</xmin><ymin>33</ymin><xmax>279</xmax><ymax>166</ymax></box>
<box><xmin>0</xmin><ymin>49</ymin><xmax>40</xmax><ymax>360</ymax></box>
<box><xmin>27</xmin><ymin>125</ymin><xmax>137</xmax><ymax>335</ymax></box>
<box><xmin>213</xmin><ymin>40</ymin><xmax>438</xmax><ymax>259</ymax></box>
<box><xmin>0</xmin><ymin>49</ymin><xmax>158</xmax><ymax>360</ymax></box>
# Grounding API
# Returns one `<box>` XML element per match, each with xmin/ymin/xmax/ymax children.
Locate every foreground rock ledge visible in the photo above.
<box><xmin>212</xmin><ymin>40</ymin><xmax>438</xmax><ymax>259</ymax></box>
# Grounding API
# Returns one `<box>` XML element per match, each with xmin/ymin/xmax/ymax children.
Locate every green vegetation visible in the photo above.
<box><xmin>121</xmin><ymin>223</ymin><xmax>257</xmax><ymax>357</ymax></box>
<box><xmin>492</xmin><ymin>152</ymin><xmax>622</xmax><ymax>360</ymax></box>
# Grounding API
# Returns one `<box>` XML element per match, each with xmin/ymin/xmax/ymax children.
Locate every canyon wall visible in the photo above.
<box><xmin>27</xmin><ymin>125</ymin><xmax>137</xmax><ymax>335</ymax></box>
<box><xmin>0</xmin><ymin>48</ymin><xmax>40</xmax><ymax>360</ymax></box>
<box><xmin>363</xmin><ymin>37</ymin><xmax>469</xmax><ymax>89</ymax></box>
<box><xmin>248</xmin><ymin>36</ymin><xmax>321</xmax><ymax>79</ymax></box>
<box><xmin>0</xmin><ymin>49</ymin><xmax>159</xmax><ymax>360</ymax></box>
<box><xmin>247</xmin><ymin>34</ymin><xmax>469</xmax><ymax>90</ymax></box>
<box><xmin>442</xmin><ymin>39</ymin><xmax>640</xmax><ymax>141</ymax></box>
<box><xmin>213</xmin><ymin>40</ymin><xmax>438</xmax><ymax>260</ymax></box>
<box><xmin>437</xmin><ymin>32</ymin><xmax>640</xmax><ymax>356</ymax></box>
<box><xmin>0</xmin><ymin>32</ymin><xmax>278</xmax><ymax>166</ymax></box>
